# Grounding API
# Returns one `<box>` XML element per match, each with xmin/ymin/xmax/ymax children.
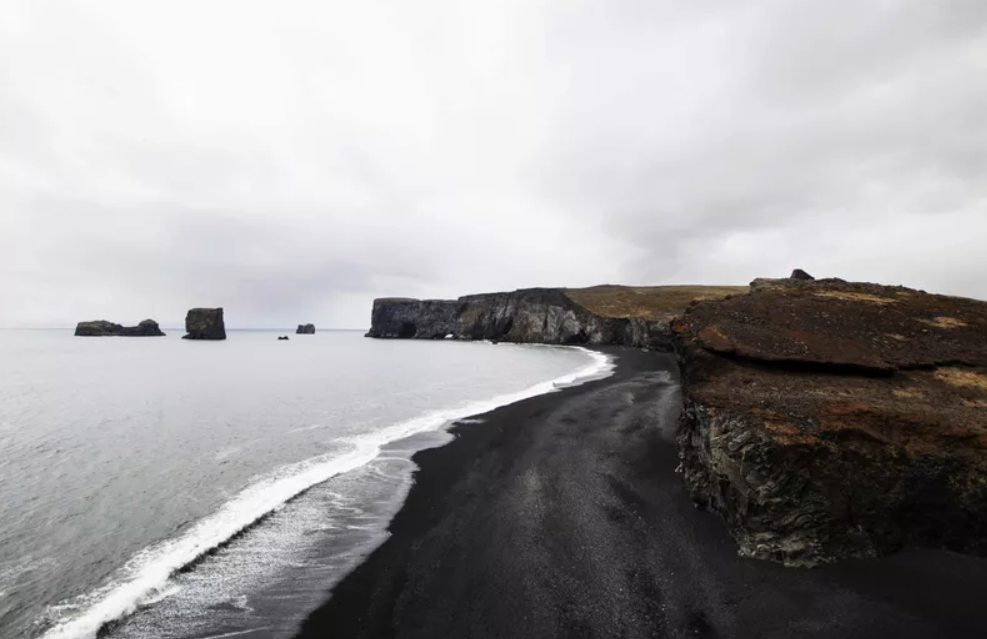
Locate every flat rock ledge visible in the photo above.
<box><xmin>183</xmin><ymin>308</ymin><xmax>226</xmax><ymax>340</ymax></box>
<box><xmin>672</xmin><ymin>276</ymin><xmax>987</xmax><ymax>567</ymax></box>
<box><xmin>75</xmin><ymin>319</ymin><xmax>165</xmax><ymax>337</ymax></box>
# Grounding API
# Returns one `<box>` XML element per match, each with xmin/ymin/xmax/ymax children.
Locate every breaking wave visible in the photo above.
<box><xmin>39</xmin><ymin>347</ymin><xmax>613</xmax><ymax>639</ymax></box>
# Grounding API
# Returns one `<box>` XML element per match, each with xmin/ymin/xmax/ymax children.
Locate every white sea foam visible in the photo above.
<box><xmin>138</xmin><ymin>583</ymin><xmax>181</xmax><ymax>607</ymax></box>
<box><xmin>39</xmin><ymin>346</ymin><xmax>613</xmax><ymax>639</ymax></box>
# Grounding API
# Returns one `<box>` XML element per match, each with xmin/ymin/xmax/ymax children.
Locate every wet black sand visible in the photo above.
<box><xmin>296</xmin><ymin>347</ymin><xmax>987</xmax><ymax>639</ymax></box>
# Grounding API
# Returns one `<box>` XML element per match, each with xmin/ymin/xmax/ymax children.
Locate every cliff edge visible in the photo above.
<box><xmin>673</xmin><ymin>276</ymin><xmax>987</xmax><ymax>566</ymax></box>
<box><xmin>366</xmin><ymin>285</ymin><xmax>744</xmax><ymax>349</ymax></box>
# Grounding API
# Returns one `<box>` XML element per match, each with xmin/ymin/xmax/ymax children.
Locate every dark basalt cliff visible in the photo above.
<box><xmin>672</xmin><ymin>277</ymin><xmax>987</xmax><ymax>566</ymax></box>
<box><xmin>366</xmin><ymin>288</ymin><xmax>672</xmax><ymax>349</ymax></box>
<box><xmin>75</xmin><ymin>319</ymin><xmax>165</xmax><ymax>337</ymax></box>
<box><xmin>367</xmin><ymin>277</ymin><xmax>987</xmax><ymax>567</ymax></box>
<box><xmin>183</xmin><ymin>308</ymin><xmax>227</xmax><ymax>340</ymax></box>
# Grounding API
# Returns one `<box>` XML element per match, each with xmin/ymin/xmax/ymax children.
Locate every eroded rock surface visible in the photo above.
<box><xmin>296</xmin><ymin>324</ymin><xmax>315</xmax><ymax>334</ymax></box>
<box><xmin>366</xmin><ymin>289</ymin><xmax>672</xmax><ymax>349</ymax></box>
<box><xmin>183</xmin><ymin>308</ymin><xmax>226</xmax><ymax>340</ymax></box>
<box><xmin>673</xmin><ymin>278</ymin><xmax>987</xmax><ymax>566</ymax></box>
<box><xmin>75</xmin><ymin>319</ymin><xmax>165</xmax><ymax>337</ymax></box>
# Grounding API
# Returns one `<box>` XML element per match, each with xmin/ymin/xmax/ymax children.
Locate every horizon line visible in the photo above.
<box><xmin>0</xmin><ymin>326</ymin><xmax>369</xmax><ymax>332</ymax></box>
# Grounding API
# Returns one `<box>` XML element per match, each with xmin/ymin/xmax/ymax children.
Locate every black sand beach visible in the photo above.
<box><xmin>296</xmin><ymin>347</ymin><xmax>987</xmax><ymax>639</ymax></box>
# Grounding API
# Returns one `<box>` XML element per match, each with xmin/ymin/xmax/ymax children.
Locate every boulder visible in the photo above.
<box><xmin>673</xmin><ymin>278</ymin><xmax>987</xmax><ymax>566</ymax></box>
<box><xmin>296</xmin><ymin>323</ymin><xmax>316</xmax><ymax>334</ymax></box>
<box><xmin>790</xmin><ymin>268</ymin><xmax>815</xmax><ymax>281</ymax></box>
<box><xmin>75</xmin><ymin>319</ymin><xmax>165</xmax><ymax>337</ymax></box>
<box><xmin>278</xmin><ymin>335</ymin><xmax>290</xmax><ymax>340</ymax></box>
<box><xmin>183</xmin><ymin>308</ymin><xmax>226</xmax><ymax>340</ymax></box>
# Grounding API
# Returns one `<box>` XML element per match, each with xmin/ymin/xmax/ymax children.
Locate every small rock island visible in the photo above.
<box><xmin>183</xmin><ymin>308</ymin><xmax>227</xmax><ymax>340</ymax></box>
<box><xmin>75</xmin><ymin>319</ymin><xmax>165</xmax><ymax>337</ymax></box>
<box><xmin>296</xmin><ymin>323</ymin><xmax>316</xmax><ymax>334</ymax></box>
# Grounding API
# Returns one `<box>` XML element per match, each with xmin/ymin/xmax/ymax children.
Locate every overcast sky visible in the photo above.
<box><xmin>2</xmin><ymin>1</ymin><xmax>985</xmax><ymax>328</ymax></box>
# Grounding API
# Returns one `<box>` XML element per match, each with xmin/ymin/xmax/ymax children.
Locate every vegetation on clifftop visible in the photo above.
<box><xmin>564</xmin><ymin>285</ymin><xmax>747</xmax><ymax>321</ymax></box>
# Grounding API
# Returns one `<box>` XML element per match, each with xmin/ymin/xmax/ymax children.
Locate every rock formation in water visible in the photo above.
<box><xmin>366</xmin><ymin>288</ymin><xmax>680</xmax><ymax>349</ymax></box>
<box><xmin>278</xmin><ymin>335</ymin><xmax>290</xmax><ymax>340</ymax></box>
<box><xmin>296</xmin><ymin>324</ymin><xmax>316</xmax><ymax>334</ymax></box>
<box><xmin>75</xmin><ymin>319</ymin><xmax>165</xmax><ymax>337</ymax></box>
<box><xmin>182</xmin><ymin>308</ymin><xmax>227</xmax><ymax>340</ymax></box>
<box><xmin>672</xmin><ymin>277</ymin><xmax>987</xmax><ymax>567</ymax></box>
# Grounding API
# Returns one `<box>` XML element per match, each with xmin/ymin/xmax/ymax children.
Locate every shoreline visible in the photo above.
<box><xmin>36</xmin><ymin>343</ymin><xmax>610</xmax><ymax>639</ymax></box>
<box><xmin>295</xmin><ymin>346</ymin><xmax>987</xmax><ymax>639</ymax></box>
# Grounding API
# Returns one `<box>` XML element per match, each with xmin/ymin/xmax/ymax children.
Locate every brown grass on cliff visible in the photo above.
<box><xmin>565</xmin><ymin>285</ymin><xmax>747</xmax><ymax>321</ymax></box>
<box><xmin>814</xmin><ymin>290</ymin><xmax>899</xmax><ymax>305</ymax></box>
<box><xmin>935</xmin><ymin>368</ymin><xmax>987</xmax><ymax>392</ymax></box>
<box><xmin>921</xmin><ymin>316</ymin><xmax>969</xmax><ymax>329</ymax></box>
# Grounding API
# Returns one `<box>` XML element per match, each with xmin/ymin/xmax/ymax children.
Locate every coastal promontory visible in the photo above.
<box><xmin>673</xmin><ymin>276</ymin><xmax>987</xmax><ymax>566</ymax></box>
<box><xmin>366</xmin><ymin>286</ymin><xmax>744</xmax><ymax>349</ymax></box>
<box><xmin>74</xmin><ymin>319</ymin><xmax>165</xmax><ymax>337</ymax></box>
<box><xmin>182</xmin><ymin>308</ymin><xmax>227</xmax><ymax>340</ymax></box>
<box><xmin>366</xmin><ymin>276</ymin><xmax>987</xmax><ymax>568</ymax></box>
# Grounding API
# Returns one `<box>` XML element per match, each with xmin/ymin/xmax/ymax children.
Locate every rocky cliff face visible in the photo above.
<box><xmin>366</xmin><ymin>288</ymin><xmax>671</xmax><ymax>349</ymax></box>
<box><xmin>672</xmin><ymin>277</ymin><xmax>987</xmax><ymax>566</ymax></box>
<box><xmin>296</xmin><ymin>324</ymin><xmax>316</xmax><ymax>334</ymax></box>
<box><xmin>75</xmin><ymin>319</ymin><xmax>165</xmax><ymax>336</ymax></box>
<box><xmin>183</xmin><ymin>308</ymin><xmax>226</xmax><ymax>340</ymax></box>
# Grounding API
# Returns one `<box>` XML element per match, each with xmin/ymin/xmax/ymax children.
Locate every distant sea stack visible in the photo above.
<box><xmin>673</xmin><ymin>275</ymin><xmax>987</xmax><ymax>567</ymax></box>
<box><xmin>296</xmin><ymin>323</ymin><xmax>316</xmax><ymax>334</ymax></box>
<box><xmin>182</xmin><ymin>308</ymin><xmax>226</xmax><ymax>340</ymax></box>
<box><xmin>75</xmin><ymin>319</ymin><xmax>165</xmax><ymax>337</ymax></box>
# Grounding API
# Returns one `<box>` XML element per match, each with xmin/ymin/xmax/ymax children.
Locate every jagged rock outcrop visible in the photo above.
<box><xmin>673</xmin><ymin>277</ymin><xmax>987</xmax><ymax>567</ymax></box>
<box><xmin>790</xmin><ymin>268</ymin><xmax>814</xmax><ymax>281</ymax></box>
<box><xmin>75</xmin><ymin>319</ymin><xmax>165</xmax><ymax>337</ymax></box>
<box><xmin>183</xmin><ymin>308</ymin><xmax>226</xmax><ymax>340</ymax></box>
<box><xmin>366</xmin><ymin>289</ymin><xmax>672</xmax><ymax>349</ymax></box>
<box><xmin>296</xmin><ymin>324</ymin><xmax>316</xmax><ymax>334</ymax></box>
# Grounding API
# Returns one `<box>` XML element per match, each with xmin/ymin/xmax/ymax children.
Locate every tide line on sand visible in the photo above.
<box><xmin>39</xmin><ymin>346</ymin><xmax>614</xmax><ymax>639</ymax></box>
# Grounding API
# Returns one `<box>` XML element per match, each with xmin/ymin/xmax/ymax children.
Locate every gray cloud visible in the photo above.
<box><xmin>2</xmin><ymin>0</ymin><xmax>986</xmax><ymax>327</ymax></box>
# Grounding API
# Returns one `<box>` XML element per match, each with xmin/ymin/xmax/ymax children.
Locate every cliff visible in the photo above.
<box><xmin>367</xmin><ymin>276</ymin><xmax>987</xmax><ymax>567</ymax></box>
<box><xmin>366</xmin><ymin>286</ymin><xmax>744</xmax><ymax>349</ymax></box>
<box><xmin>296</xmin><ymin>323</ymin><xmax>316</xmax><ymax>334</ymax></box>
<box><xmin>672</xmin><ymin>276</ymin><xmax>987</xmax><ymax>566</ymax></box>
<box><xmin>75</xmin><ymin>319</ymin><xmax>165</xmax><ymax>337</ymax></box>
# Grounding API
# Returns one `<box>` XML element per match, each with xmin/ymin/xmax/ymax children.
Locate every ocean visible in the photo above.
<box><xmin>0</xmin><ymin>329</ymin><xmax>612</xmax><ymax>639</ymax></box>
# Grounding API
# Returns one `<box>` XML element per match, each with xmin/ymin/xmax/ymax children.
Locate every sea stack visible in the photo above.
<box><xmin>75</xmin><ymin>319</ymin><xmax>165</xmax><ymax>337</ymax></box>
<box><xmin>296</xmin><ymin>323</ymin><xmax>316</xmax><ymax>334</ymax></box>
<box><xmin>183</xmin><ymin>308</ymin><xmax>226</xmax><ymax>340</ymax></box>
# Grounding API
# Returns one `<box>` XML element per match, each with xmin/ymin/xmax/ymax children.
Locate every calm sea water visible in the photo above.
<box><xmin>0</xmin><ymin>329</ymin><xmax>611</xmax><ymax>639</ymax></box>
